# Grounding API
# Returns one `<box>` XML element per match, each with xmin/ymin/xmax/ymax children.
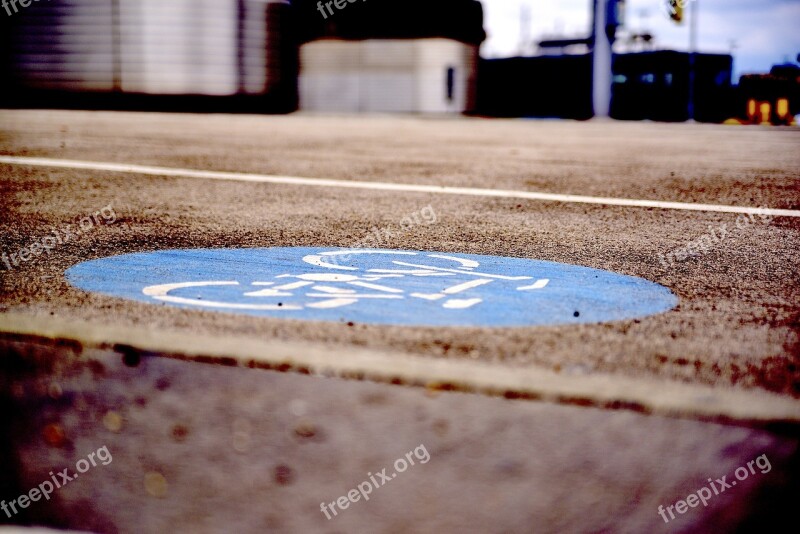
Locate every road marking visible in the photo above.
<box><xmin>349</xmin><ymin>281</ymin><xmax>405</xmax><ymax>293</ymax></box>
<box><xmin>307</xmin><ymin>299</ymin><xmax>357</xmax><ymax>309</ymax></box>
<box><xmin>142</xmin><ymin>280</ymin><xmax>303</xmax><ymax>311</ymax></box>
<box><xmin>2</xmin><ymin>156</ymin><xmax>798</xmax><ymax>218</ymax></box>
<box><xmin>443</xmin><ymin>298</ymin><xmax>483</xmax><ymax>309</ymax></box>
<box><xmin>518</xmin><ymin>279</ymin><xmax>550</xmax><ymax>291</ymax></box>
<box><xmin>2</xmin><ymin>313</ymin><xmax>798</xmax><ymax>423</ymax></box>
<box><xmin>410</xmin><ymin>293</ymin><xmax>446</xmax><ymax>301</ymax></box>
<box><xmin>65</xmin><ymin>248</ymin><xmax>679</xmax><ymax>327</ymax></box>
<box><xmin>442</xmin><ymin>279</ymin><xmax>493</xmax><ymax>294</ymax></box>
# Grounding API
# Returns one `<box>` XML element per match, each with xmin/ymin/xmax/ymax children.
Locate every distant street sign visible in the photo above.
<box><xmin>66</xmin><ymin>248</ymin><xmax>678</xmax><ymax>327</ymax></box>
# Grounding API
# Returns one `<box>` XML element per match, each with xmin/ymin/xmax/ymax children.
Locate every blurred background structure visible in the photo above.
<box><xmin>0</xmin><ymin>0</ymin><xmax>797</xmax><ymax>123</ymax></box>
<box><xmin>293</xmin><ymin>0</ymin><xmax>485</xmax><ymax>113</ymax></box>
<box><xmin>0</xmin><ymin>0</ymin><xmax>299</xmax><ymax>112</ymax></box>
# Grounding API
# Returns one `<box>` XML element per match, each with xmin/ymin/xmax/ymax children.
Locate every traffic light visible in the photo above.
<box><xmin>667</xmin><ymin>0</ymin><xmax>684</xmax><ymax>24</ymax></box>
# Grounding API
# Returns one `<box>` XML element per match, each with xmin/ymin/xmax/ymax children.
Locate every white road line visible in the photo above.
<box><xmin>410</xmin><ymin>293</ymin><xmax>446</xmax><ymax>301</ymax></box>
<box><xmin>306</xmin><ymin>298</ymin><xmax>357</xmax><ymax>309</ymax></box>
<box><xmin>391</xmin><ymin>261</ymin><xmax>532</xmax><ymax>280</ymax></box>
<box><xmin>442</xmin><ymin>279</ymin><xmax>493</xmax><ymax>294</ymax></box>
<box><xmin>312</xmin><ymin>286</ymin><xmax>357</xmax><ymax>294</ymax></box>
<box><xmin>305</xmin><ymin>293</ymin><xmax>402</xmax><ymax>299</ymax></box>
<box><xmin>428</xmin><ymin>254</ymin><xmax>480</xmax><ymax>268</ymax></box>
<box><xmin>518</xmin><ymin>279</ymin><xmax>550</xmax><ymax>291</ymax></box>
<box><xmin>443</xmin><ymin>298</ymin><xmax>483</xmax><ymax>309</ymax></box>
<box><xmin>348</xmin><ymin>281</ymin><xmax>405</xmax><ymax>293</ymax></box>
<box><xmin>2</xmin><ymin>155</ymin><xmax>799</xmax><ymax>218</ymax></box>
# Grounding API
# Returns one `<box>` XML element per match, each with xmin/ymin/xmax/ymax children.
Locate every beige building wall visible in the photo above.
<box><xmin>299</xmin><ymin>38</ymin><xmax>479</xmax><ymax>113</ymax></box>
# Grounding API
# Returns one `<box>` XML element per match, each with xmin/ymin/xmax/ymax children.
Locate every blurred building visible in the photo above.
<box><xmin>293</xmin><ymin>0</ymin><xmax>485</xmax><ymax>113</ymax></box>
<box><xmin>1</xmin><ymin>0</ymin><xmax>773</xmax><ymax>123</ymax></box>
<box><xmin>299</xmin><ymin>39</ymin><xmax>478</xmax><ymax>113</ymax></box>
<box><xmin>0</xmin><ymin>0</ymin><xmax>298</xmax><ymax>112</ymax></box>
<box><xmin>0</xmin><ymin>0</ymin><xmax>484</xmax><ymax>114</ymax></box>
<box><xmin>736</xmin><ymin>64</ymin><xmax>800</xmax><ymax>125</ymax></box>
<box><xmin>476</xmin><ymin>50</ymin><xmax>733</xmax><ymax>123</ymax></box>
<box><xmin>476</xmin><ymin>55</ymin><xmax>593</xmax><ymax>120</ymax></box>
<box><xmin>611</xmin><ymin>51</ymin><xmax>733</xmax><ymax>123</ymax></box>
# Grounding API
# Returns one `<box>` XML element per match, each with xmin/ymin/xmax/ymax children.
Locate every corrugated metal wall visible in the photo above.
<box><xmin>119</xmin><ymin>0</ymin><xmax>239</xmax><ymax>95</ymax></box>
<box><xmin>9</xmin><ymin>0</ymin><xmax>117</xmax><ymax>92</ymax></box>
<box><xmin>2</xmin><ymin>0</ymin><xmax>296</xmax><ymax>108</ymax></box>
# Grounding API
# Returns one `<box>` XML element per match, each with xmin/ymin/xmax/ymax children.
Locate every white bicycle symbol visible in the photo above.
<box><xmin>141</xmin><ymin>250</ymin><xmax>550</xmax><ymax>312</ymax></box>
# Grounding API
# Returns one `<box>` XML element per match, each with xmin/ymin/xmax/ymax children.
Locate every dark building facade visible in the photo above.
<box><xmin>611</xmin><ymin>51</ymin><xmax>733</xmax><ymax>123</ymax></box>
<box><xmin>293</xmin><ymin>0</ymin><xmax>485</xmax><ymax>45</ymax></box>
<box><xmin>475</xmin><ymin>55</ymin><xmax>594</xmax><ymax>120</ymax></box>
<box><xmin>476</xmin><ymin>50</ymin><xmax>734</xmax><ymax>123</ymax></box>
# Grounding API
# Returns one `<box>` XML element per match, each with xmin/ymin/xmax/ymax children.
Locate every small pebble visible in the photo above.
<box><xmin>47</xmin><ymin>382</ymin><xmax>63</xmax><ymax>400</ymax></box>
<box><xmin>274</xmin><ymin>465</ymin><xmax>294</xmax><ymax>486</ymax></box>
<box><xmin>171</xmin><ymin>424</ymin><xmax>189</xmax><ymax>442</ymax></box>
<box><xmin>233</xmin><ymin>431</ymin><xmax>251</xmax><ymax>453</ymax></box>
<box><xmin>294</xmin><ymin>421</ymin><xmax>317</xmax><ymax>439</ymax></box>
<box><xmin>288</xmin><ymin>399</ymin><xmax>308</xmax><ymax>417</ymax></box>
<box><xmin>144</xmin><ymin>472</ymin><xmax>168</xmax><ymax>498</ymax></box>
<box><xmin>103</xmin><ymin>411</ymin><xmax>123</xmax><ymax>433</ymax></box>
<box><xmin>43</xmin><ymin>424</ymin><xmax>66</xmax><ymax>447</ymax></box>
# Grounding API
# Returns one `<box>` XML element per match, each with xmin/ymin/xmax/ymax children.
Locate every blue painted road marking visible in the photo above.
<box><xmin>65</xmin><ymin>248</ymin><xmax>678</xmax><ymax>327</ymax></box>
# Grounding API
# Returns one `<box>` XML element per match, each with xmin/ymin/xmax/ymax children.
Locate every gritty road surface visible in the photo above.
<box><xmin>1</xmin><ymin>110</ymin><xmax>799</xmax><ymax>533</ymax></box>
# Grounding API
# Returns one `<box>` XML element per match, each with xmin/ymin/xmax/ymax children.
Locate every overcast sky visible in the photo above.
<box><xmin>480</xmin><ymin>0</ymin><xmax>800</xmax><ymax>78</ymax></box>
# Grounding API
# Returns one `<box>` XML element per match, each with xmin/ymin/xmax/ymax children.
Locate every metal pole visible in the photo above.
<box><xmin>592</xmin><ymin>0</ymin><xmax>613</xmax><ymax>118</ymax></box>
<box><xmin>687</xmin><ymin>0</ymin><xmax>698</xmax><ymax>121</ymax></box>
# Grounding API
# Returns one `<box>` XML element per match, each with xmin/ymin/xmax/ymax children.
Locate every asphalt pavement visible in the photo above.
<box><xmin>1</xmin><ymin>109</ymin><xmax>799</xmax><ymax>533</ymax></box>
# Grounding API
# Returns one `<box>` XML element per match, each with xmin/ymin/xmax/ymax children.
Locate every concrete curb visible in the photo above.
<box><xmin>2</xmin><ymin>313</ymin><xmax>799</xmax><ymax>424</ymax></box>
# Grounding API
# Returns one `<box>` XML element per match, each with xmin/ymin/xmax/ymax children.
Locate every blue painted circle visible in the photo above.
<box><xmin>65</xmin><ymin>247</ymin><xmax>677</xmax><ymax>327</ymax></box>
